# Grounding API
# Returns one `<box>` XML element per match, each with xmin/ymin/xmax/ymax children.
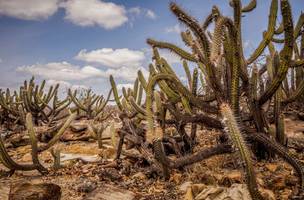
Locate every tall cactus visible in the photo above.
<box><xmin>220</xmin><ymin>103</ymin><xmax>263</xmax><ymax>200</ymax></box>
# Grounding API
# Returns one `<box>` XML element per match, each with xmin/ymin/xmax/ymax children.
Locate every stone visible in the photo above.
<box><xmin>9</xmin><ymin>182</ymin><xmax>61</xmax><ymax>200</ymax></box>
<box><xmin>265</xmin><ymin>163</ymin><xmax>279</xmax><ymax>172</ymax></box>
<box><xmin>261</xmin><ymin>188</ymin><xmax>275</xmax><ymax>200</ymax></box>
<box><xmin>99</xmin><ymin>168</ymin><xmax>122</xmax><ymax>182</ymax></box>
<box><xmin>179</xmin><ymin>181</ymin><xmax>193</xmax><ymax>193</ymax></box>
<box><xmin>70</xmin><ymin>123</ymin><xmax>87</xmax><ymax>132</ymax></box>
<box><xmin>0</xmin><ymin>183</ymin><xmax>10</xmax><ymax>200</ymax></box>
<box><xmin>195</xmin><ymin>184</ymin><xmax>251</xmax><ymax>200</ymax></box>
<box><xmin>76</xmin><ymin>180</ymin><xmax>97</xmax><ymax>193</ymax></box>
<box><xmin>84</xmin><ymin>184</ymin><xmax>136</xmax><ymax>200</ymax></box>
<box><xmin>191</xmin><ymin>184</ymin><xmax>206</xmax><ymax>196</ymax></box>
<box><xmin>184</xmin><ymin>187</ymin><xmax>194</xmax><ymax>200</ymax></box>
<box><xmin>169</xmin><ymin>173</ymin><xmax>182</xmax><ymax>184</ymax></box>
<box><xmin>132</xmin><ymin>172</ymin><xmax>147</xmax><ymax>180</ymax></box>
<box><xmin>221</xmin><ymin>170</ymin><xmax>242</xmax><ymax>186</ymax></box>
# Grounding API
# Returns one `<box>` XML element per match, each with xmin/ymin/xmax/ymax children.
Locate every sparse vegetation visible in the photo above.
<box><xmin>1</xmin><ymin>0</ymin><xmax>304</xmax><ymax>199</ymax></box>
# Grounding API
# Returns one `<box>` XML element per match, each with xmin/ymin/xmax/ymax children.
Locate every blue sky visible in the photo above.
<box><xmin>0</xmin><ymin>0</ymin><xmax>303</xmax><ymax>95</ymax></box>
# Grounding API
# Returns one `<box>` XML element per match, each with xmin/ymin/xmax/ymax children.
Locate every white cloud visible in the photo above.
<box><xmin>107</xmin><ymin>66</ymin><xmax>148</xmax><ymax>81</ymax></box>
<box><xmin>165</xmin><ymin>24</ymin><xmax>182</xmax><ymax>34</ymax></box>
<box><xmin>45</xmin><ymin>79</ymin><xmax>88</xmax><ymax>97</ymax></box>
<box><xmin>46</xmin><ymin>79</ymin><xmax>72</xmax><ymax>88</ymax></box>
<box><xmin>60</xmin><ymin>0</ymin><xmax>128</xmax><ymax>29</ymax></box>
<box><xmin>128</xmin><ymin>7</ymin><xmax>156</xmax><ymax>20</ymax></box>
<box><xmin>75</xmin><ymin>48</ymin><xmax>145</xmax><ymax>68</ymax></box>
<box><xmin>17</xmin><ymin>61</ymin><xmax>148</xmax><ymax>82</ymax></box>
<box><xmin>129</xmin><ymin>7</ymin><xmax>141</xmax><ymax>16</ymax></box>
<box><xmin>0</xmin><ymin>0</ymin><xmax>59</xmax><ymax>20</ymax></box>
<box><xmin>146</xmin><ymin>10</ymin><xmax>156</xmax><ymax>19</ymax></box>
<box><xmin>16</xmin><ymin>61</ymin><xmax>104</xmax><ymax>81</ymax></box>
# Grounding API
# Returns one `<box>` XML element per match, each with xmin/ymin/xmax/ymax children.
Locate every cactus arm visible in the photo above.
<box><xmin>136</xmin><ymin>83</ymin><xmax>143</xmax><ymax>105</ymax></box>
<box><xmin>137</xmin><ymin>70</ymin><xmax>147</xmax><ymax>91</ymax></box>
<box><xmin>182</xmin><ymin>60</ymin><xmax>192</xmax><ymax>89</ymax></box>
<box><xmin>282</xmin><ymin>79</ymin><xmax>304</xmax><ymax>104</ymax></box>
<box><xmin>109</xmin><ymin>75</ymin><xmax>123</xmax><ymax>111</ymax></box>
<box><xmin>170</xmin><ymin>2</ymin><xmax>210</xmax><ymax>58</ymax></box>
<box><xmin>241</xmin><ymin>0</ymin><xmax>256</xmax><ymax>12</ymax></box>
<box><xmin>133</xmin><ymin>78</ymin><xmax>139</xmax><ymax>99</ymax></box>
<box><xmin>201</xmin><ymin>6</ymin><xmax>221</xmax><ymax>30</ymax></box>
<box><xmin>246</xmin><ymin>0</ymin><xmax>278</xmax><ymax>64</ymax></box>
<box><xmin>95</xmin><ymin>89</ymin><xmax>112</xmax><ymax>115</ymax></box>
<box><xmin>212</xmin><ymin>16</ymin><xmax>241</xmax><ymax>114</ymax></box>
<box><xmin>250</xmin><ymin>65</ymin><xmax>259</xmax><ymax>101</ymax></box>
<box><xmin>147</xmin><ymin>39</ymin><xmax>196</xmax><ymax>62</ymax></box>
<box><xmin>0</xmin><ymin>136</ymin><xmax>37</xmax><ymax>171</ymax></box>
<box><xmin>26</xmin><ymin>113</ymin><xmax>48</xmax><ymax>174</ymax></box>
<box><xmin>153</xmin><ymin>138</ymin><xmax>170</xmax><ymax>179</ymax></box>
<box><xmin>149</xmin><ymin>64</ymin><xmax>180</xmax><ymax>101</ymax></box>
<box><xmin>294</xmin><ymin>12</ymin><xmax>304</xmax><ymax>39</ymax></box>
<box><xmin>210</xmin><ymin>17</ymin><xmax>225</xmax><ymax>62</ymax></box>
<box><xmin>68</xmin><ymin>89</ymin><xmax>88</xmax><ymax>112</ymax></box>
<box><xmin>246</xmin><ymin>131</ymin><xmax>304</xmax><ymax>189</ymax></box>
<box><xmin>146</xmin><ymin>73</ymin><xmax>218</xmax><ymax>134</ymax></box>
<box><xmin>181</xmin><ymin>95</ymin><xmax>192</xmax><ymax>114</ymax></box>
<box><xmin>38</xmin><ymin>112</ymin><xmax>76</xmax><ymax>152</ymax></box>
<box><xmin>274</xmin><ymin>22</ymin><xmax>284</xmax><ymax>34</ymax></box>
<box><xmin>220</xmin><ymin>103</ymin><xmax>263</xmax><ymax>200</ymax></box>
<box><xmin>258</xmin><ymin>0</ymin><xmax>294</xmax><ymax>106</ymax></box>
<box><xmin>128</xmin><ymin>96</ymin><xmax>147</xmax><ymax>116</ymax></box>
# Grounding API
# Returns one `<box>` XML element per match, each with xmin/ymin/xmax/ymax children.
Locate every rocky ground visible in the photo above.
<box><xmin>0</xmin><ymin>117</ymin><xmax>303</xmax><ymax>200</ymax></box>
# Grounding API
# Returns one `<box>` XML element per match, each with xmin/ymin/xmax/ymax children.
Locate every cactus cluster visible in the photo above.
<box><xmin>68</xmin><ymin>88</ymin><xmax>112</xmax><ymax>119</ymax></box>
<box><xmin>109</xmin><ymin>0</ymin><xmax>304</xmax><ymax>198</ymax></box>
<box><xmin>0</xmin><ymin>0</ymin><xmax>303</xmax><ymax>198</ymax></box>
<box><xmin>0</xmin><ymin>77</ymin><xmax>71</xmax><ymax>128</ymax></box>
<box><xmin>0</xmin><ymin>77</ymin><xmax>112</xmax><ymax>174</ymax></box>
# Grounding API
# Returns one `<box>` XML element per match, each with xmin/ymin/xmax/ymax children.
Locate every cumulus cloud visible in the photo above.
<box><xmin>0</xmin><ymin>0</ymin><xmax>59</xmax><ymax>20</ymax></box>
<box><xmin>75</xmin><ymin>48</ymin><xmax>145</xmax><ymax>68</ymax></box>
<box><xmin>165</xmin><ymin>24</ymin><xmax>182</xmax><ymax>34</ymax></box>
<box><xmin>129</xmin><ymin>7</ymin><xmax>141</xmax><ymax>16</ymax></box>
<box><xmin>45</xmin><ymin>79</ymin><xmax>72</xmax><ymax>88</ymax></box>
<box><xmin>16</xmin><ymin>61</ymin><xmax>104</xmax><ymax>81</ymax></box>
<box><xmin>107</xmin><ymin>66</ymin><xmax>148</xmax><ymax>81</ymax></box>
<box><xmin>128</xmin><ymin>7</ymin><xmax>156</xmax><ymax>20</ymax></box>
<box><xmin>16</xmin><ymin>61</ymin><xmax>148</xmax><ymax>82</ymax></box>
<box><xmin>146</xmin><ymin>10</ymin><xmax>156</xmax><ymax>19</ymax></box>
<box><xmin>45</xmin><ymin>79</ymin><xmax>88</xmax><ymax>97</ymax></box>
<box><xmin>60</xmin><ymin>0</ymin><xmax>128</xmax><ymax>29</ymax></box>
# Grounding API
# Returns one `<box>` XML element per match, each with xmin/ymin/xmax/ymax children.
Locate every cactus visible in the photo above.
<box><xmin>69</xmin><ymin>88</ymin><xmax>112</xmax><ymax>119</ymax></box>
<box><xmin>246</xmin><ymin>0</ymin><xmax>278</xmax><ymax>64</ymax></box>
<box><xmin>220</xmin><ymin>103</ymin><xmax>263</xmax><ymax>200</ymax></box>
<box><xmin>50</xmin><ymin>148</ymin><xmax>61</xmax><ymax>170</ymax></box>
<box><xmin>258</xmin><ymin>0</ymin><xmax>294</xmax><ymax>106</ymax></box>
<box><xmin>38</xmin><ymin>112</ymin><xmax>76</xmax><ymax>152</ymax></box>
<box><xmin>25</xmin><ymin>113</ymin><xmax>48</xmax><ymax>174</ymax></box>
<box><xmin>241</xmin><ymin>0</ymin><xmax>256</xmax><ymax>12</ymax></box>
<box><xmin>104</xmin><ymin>2</ymin><xmax>304</xmax><ymax>196</ymax></box>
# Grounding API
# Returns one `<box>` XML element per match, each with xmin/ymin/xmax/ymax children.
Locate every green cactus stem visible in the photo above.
<box><xmin>258</xmin><ymin>0</ymin><xmax>294</xmax><ymax>106</ymax></box>
<box><xmin>26</xmin><ymin>113</ymin><xmax>48</xmax><ymax>174</ymax></box>
<box><xmin>246</xmin><ymin>0</ymin><xmax>278</xmax><ymax>64</ymax></box>
<box><xmin>38</xmin><ymin>112</ymin><xmax>77</xmax><ymax>152</ymax></box>
<box><xmin>220</xmin><ymin>103</ymin><xmax>263</xmax><ymax>200</ymax></box>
